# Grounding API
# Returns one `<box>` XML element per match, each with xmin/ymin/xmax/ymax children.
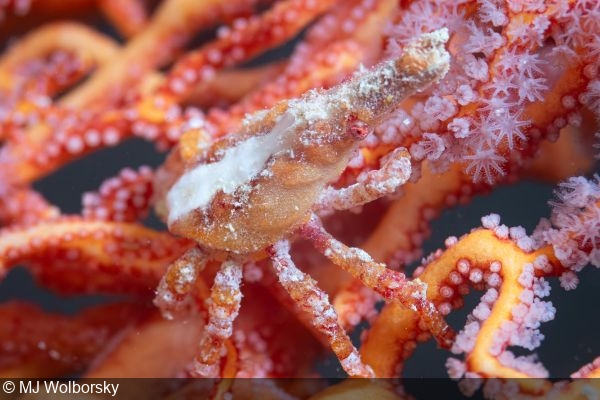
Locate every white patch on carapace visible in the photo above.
<box><xmin>166</xmin><ymin>112</ymin><xmax>296</xmax><ymax>225</ymax></box>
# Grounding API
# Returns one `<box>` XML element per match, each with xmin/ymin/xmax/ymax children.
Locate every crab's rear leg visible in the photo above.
<box><xmin>301</xmin><ymin>215</ymin><xmax>454</xmax><ymax>349</ymax></box>
<box><xmin>154</xmin><ymin>248</ymin><xmax>242</xmax><ymax>378</ymax></box>
<box><xmin>154</xmin><ymin>247</ymin><xmax>209</xmax><ymax>319</ymax></box>
<box><xmin>268</xmin><ymin>240</ymin><xmax>374</xmax><ymax>377</ymax></box>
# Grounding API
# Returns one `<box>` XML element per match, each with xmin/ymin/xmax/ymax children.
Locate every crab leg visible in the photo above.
<box><xmin>268</xmin><ymin>240</ymin><xmax>374</xmax><ymax>377</ymax></box>
<box><xmin>154</xmin><ymin>247</ymin><xmax>209</xmax><ymax>320</ymax></box>
<box><xmin>301</xmin><ymin>214</ymin><xmax>454</xmax><ymax>349</ymax></box>
<box><xmin>192</xmin><ymin>259</ymin><xmax>243</xmax><ymax>378</ymax></box>
<box><xmin>316</xmin><ymin>147</ymin><xmax>412</xmax><ymax>214</ymax></box>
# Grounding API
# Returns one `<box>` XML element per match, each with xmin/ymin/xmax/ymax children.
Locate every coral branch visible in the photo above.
<box><xmin>0</xmin><ymin>301</ymin><xmax>140</xmax><ymax>378</ymax></box>
<box><xmin>0</xmin><ymin>218</ymin><xmax>191</xmax><ymax>293</ymax></box>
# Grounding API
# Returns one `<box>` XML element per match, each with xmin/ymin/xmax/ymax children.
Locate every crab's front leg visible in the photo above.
<box><xmin>301</xmin><ymin>215</ymin><xmax>455</xmax><ymax>349</ymax></box>
<box><xmin>268</xmin><ymin>240</ymin><xmax>374</xmax><ymax>377</ymax></box>
<box><xmin>315</xmin><ymin>147</ymin><xmax>412</xmax><ymax>215</ymax></box>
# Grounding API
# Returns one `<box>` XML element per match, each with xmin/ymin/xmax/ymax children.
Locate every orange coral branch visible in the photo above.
<box><xmin>0</xmin><ymin>218</ymin><xmax>191</xmax><ymax>293</ymax></box>
<box><xmin>0</xmin><ymin>301</ymin><xmax>141</xmax><ymax>378</ymax></box>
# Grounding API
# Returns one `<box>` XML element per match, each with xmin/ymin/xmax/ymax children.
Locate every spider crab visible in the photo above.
<box><xmin>152</xmin><ymin>29</ymin><xmax>453</xmax><ymax>378</ymax></box>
